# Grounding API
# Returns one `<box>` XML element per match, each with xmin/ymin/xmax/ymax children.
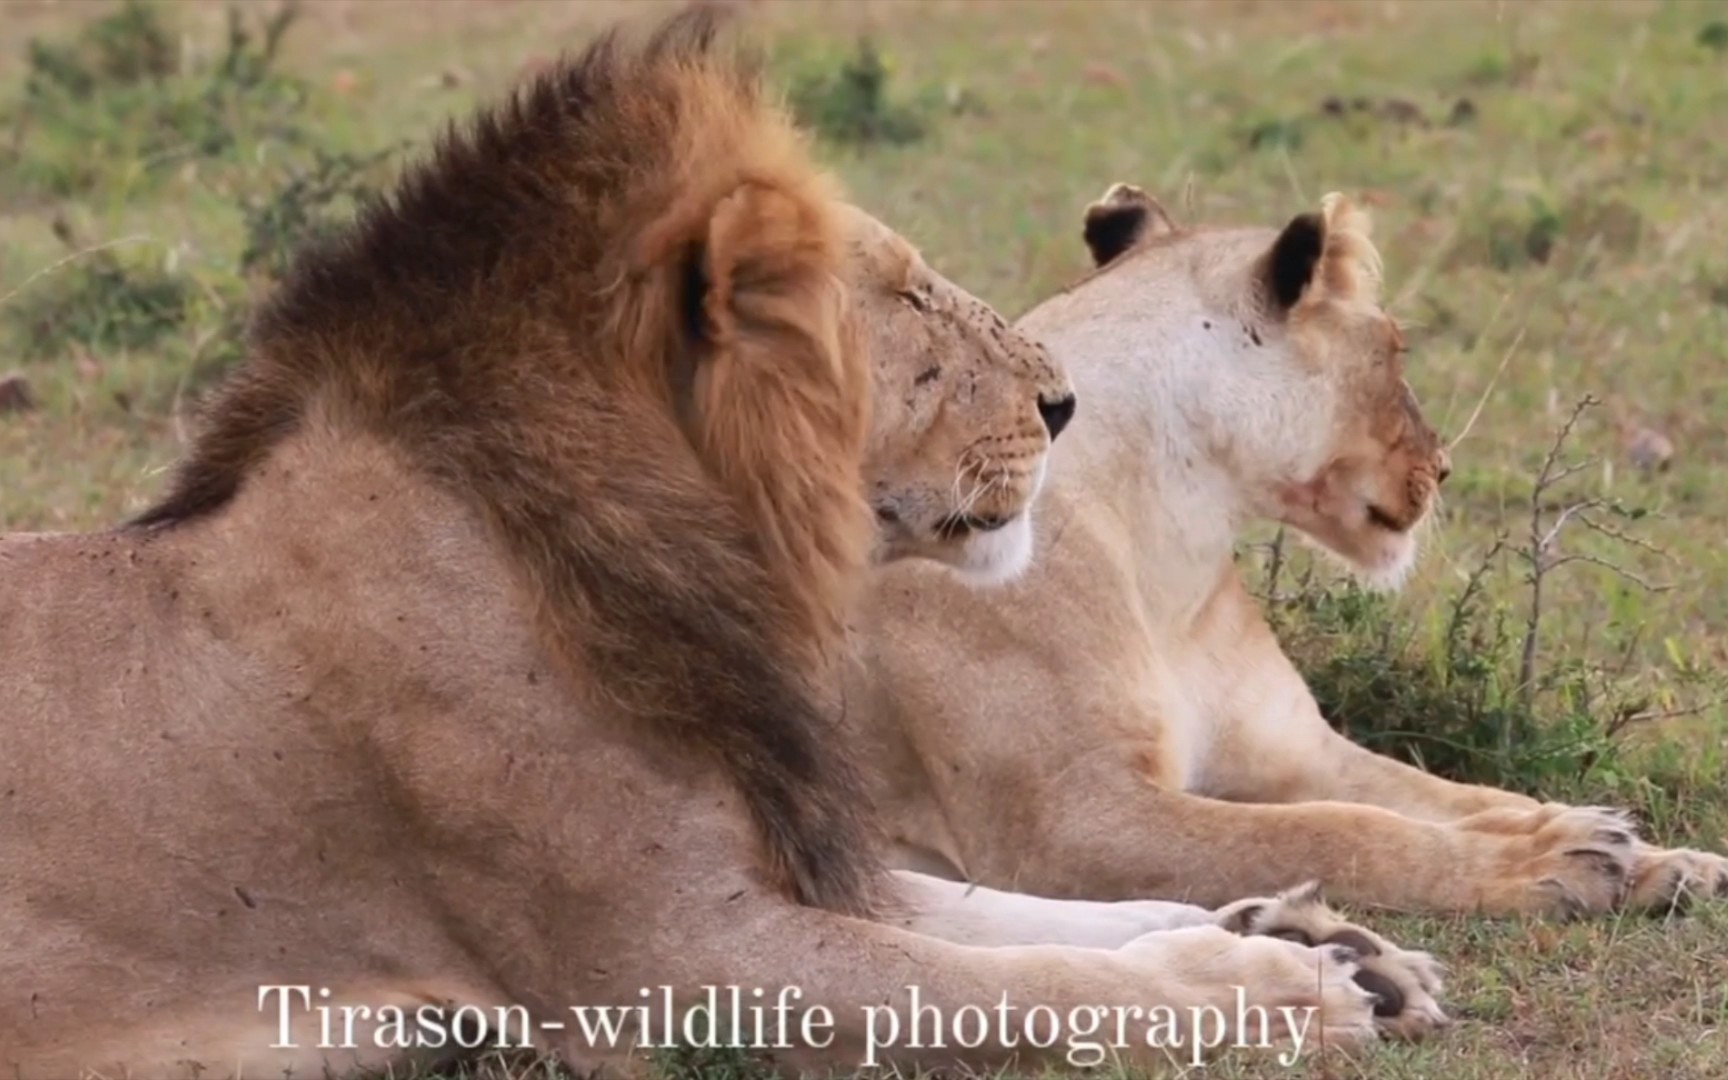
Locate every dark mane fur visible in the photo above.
<box><xmin>130</xmin><ymin>8</ymin><xmax>883</xmax><ymax>917</ymax></box>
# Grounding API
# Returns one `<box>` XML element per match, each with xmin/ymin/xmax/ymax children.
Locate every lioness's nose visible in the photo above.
<box><xmin>1436</xmin><ymin>448</ymin><xmax>1453</xmax><ymax>485</ymax></box>
<box><xmin>1038</xmin><ymin>392</ymin><xmax>1077</xmax><ymax>440</ymax></box>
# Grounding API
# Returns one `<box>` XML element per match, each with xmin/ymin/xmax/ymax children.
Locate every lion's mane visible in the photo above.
<box><xmin>132</xmin><ymin>10</ymin><xmax>881</xmax><ymax>916</ymax></box>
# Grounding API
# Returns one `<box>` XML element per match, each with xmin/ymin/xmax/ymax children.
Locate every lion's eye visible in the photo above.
<box><xmin>899</xmin><ymin>290</ymin><xmax>930</xmax><ymax>313</ymax></box>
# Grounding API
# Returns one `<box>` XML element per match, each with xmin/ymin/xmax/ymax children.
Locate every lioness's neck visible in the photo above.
<box><xmin>1060</xmin><ymin>403</ymin><xmax>1245</xmax><ymax>628</ymax></box>
<box><xmin>1024</xmin><ymin>297</ymin><xmax>1251</xmax><ymax>630</ymax></box>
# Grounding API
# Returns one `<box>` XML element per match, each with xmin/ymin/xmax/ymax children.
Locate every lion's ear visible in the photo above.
<box><xmin>1082</xmin><ymin>182</ymin><xmax>1173</xmax><ymax>267</ymax></box>
<box><xmin>688</xmin><ymin>178</ymin><xmax>870</xmax><ymax>611</ymax></box>
<box><xmin>699</xmin><ymin>181</ymin><xmax>844</xmax><ymax>352</ymax></box>
<box><xmin>1261</xmin><ymin>192</ymin><xmax>1382</xmax><ymax>312</ymax></box>
<box><xmin>694</xmin><ymin>176</ymin><xmax>860</xmax><ymax>462</ymax></box>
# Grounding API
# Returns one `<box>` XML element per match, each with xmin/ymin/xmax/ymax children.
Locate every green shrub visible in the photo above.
<box><xmin>3</xmin><ymin>1</ymin><xmax>308</xmax><ymax>199</ymax></box>
<box><xmin>785</xmin><ymin>38</ymin><xmax>928</xmax><ymax>147</ymax></box>
<box><xmin>1266</xmin><ymin>564</ymin><xmax>1619</xmax><ymax>793</ymax></box>
<box><xmin>3</xmin><ymin>243</ymin><xmax>195</xmax><ymax>361</ymax></box>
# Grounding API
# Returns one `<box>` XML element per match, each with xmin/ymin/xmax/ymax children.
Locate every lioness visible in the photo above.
<box><xmin>0</xmin><ymin>15</ymin><xmax>1449</xmax><ymax>1078</ymax></box>
<box><xmin>863</xmin><ymin>183</ymin><xmax>1728</xmax><ymax>917</ymax></box>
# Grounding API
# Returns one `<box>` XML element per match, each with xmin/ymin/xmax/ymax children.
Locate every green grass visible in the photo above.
<box><xmin>4</xmin><ymin>1</ymin><xmax>1728</xmax><ymax>1077</ymax></box>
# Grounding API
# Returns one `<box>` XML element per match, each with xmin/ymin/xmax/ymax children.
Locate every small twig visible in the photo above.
<box><xmin>1532</xmin><ymin>396</ymin><xmax>1600</xmax><ymax>493</ymax></box>
<box><xmin>1608</xmin><ymin>698</ymin><xmax>1728</xmax><ymax>738</ymax></box>
<box><xmin>1518</xmin><ymin>395</ymin><xmax>1602</xmax><ymax>708</ymax></box>
<box><xmin>1514</xmin><ymin>393</ymin><xmax>1677</xmax><ymax>721</ymax></box>
<box><xmin>260</xmin><ymin>0</ymin><xmax>302</xmax><ymax>68</ymax></box>
<box><xmin>1537</xmin><ymin>497</ymin><xmax>1604</xmax><ymax>555</ymax></box>
<box><xmin>1264</xmin><ymin>526</ymin><xmax>1288</xmax><ymax>607</ymax></box>
<box><xmin>1608</xmin><ymin>619</ymin><xmax>1646</xmax><ymax>683</ymax></box>
<box><xmin>1445</xmin><ymin>335</ymin><xmax>1517</xmax><ymax>452</ymax></box>
<box><xmin>1440</xmin><ymin>290</ymin><xmax>1514</xmax><ymax>442</ymax></box>
<box><xmin>1577</xmin><ymin>513</ymin><xmax>1671</xmax><ymax>559</ymax></box>
<box><xmin>1541</xmin><ymin>457</ymin><xmax>1598</xmax><ymax>490</ymax></box>
<box><xmin>1278</xmin><ymin>144</ymin><xmax>1307</xmax><ymax>207</ymax></box>
<box><xmin>0</xmin><ymin>235</ymin><xmax>153</xmax><ymax>310</ymax></box>
<box><xmin>1547</xmin><ymin>554</ymin><xmax>1672</xmax><ymax>593</ymax></box>
<box><xmin>1390</xmin><ymin>220</ymin><xmax>1464</xmax><ymax>315</ymax></box>
<box><xmin>1445</xmin><ymin>531</ymin><xmax>1508</xmax><ymax>668</ymax></box>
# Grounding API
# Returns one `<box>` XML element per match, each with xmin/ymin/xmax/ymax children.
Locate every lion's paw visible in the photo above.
<box><xmin>1455</xmin><ymin>804</ymin><xmax>1638</xmax><ymax>917</ymax></box>
<box><xmin>1214</xmin><ymin>881</ymin><xmax>1449</xmax><ymax>1040</ymax></box>
<box><xmin>1235</xmin><ymin>933</ymin><xmax>1386</xmax><ymax>1056</ymax></box>
<box><xmin>1625</xmin><ymin>842</ymin><xmax>1728</xmax><ymax>912</ymax></box>
<box><xmin>1120</xmin><ymin>923</ymin><xmax>1383</xmax><ymax>1057</ymax></box>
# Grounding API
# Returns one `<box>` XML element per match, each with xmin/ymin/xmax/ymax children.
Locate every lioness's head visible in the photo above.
<box><xmin>1069</xmin><ymin>183</ymin><xmax>1448</xmax><ymax>588</ymax></box>
<box><xmin>839</xmin><ymin>206</ymin><xmax>1076</xmax><ymax>584</ymax></box>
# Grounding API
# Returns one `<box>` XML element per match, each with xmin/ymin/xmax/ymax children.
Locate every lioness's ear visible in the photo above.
<box><xmin>1262</xmin><ymin>192</ymin><xmax>1382</xmax><ymax>312</ymax></box>
<box><xmin>1082</xmin><ymin>182</ymin><xmax>1174</xmax><ymax>267</ymax></box>
<box><xmin>1263</xmin><ymin>212</ymin><xmax>1326</xmax><ymax>310</ymax></box>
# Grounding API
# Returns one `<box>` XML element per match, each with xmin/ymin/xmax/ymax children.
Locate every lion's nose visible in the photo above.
<box><xmin>1037</xmin><ymin>392</ymin><xmax>1077</xmax><ymax>441</ymax></box>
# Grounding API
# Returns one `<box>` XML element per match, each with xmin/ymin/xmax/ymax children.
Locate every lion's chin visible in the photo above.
<box><xmin>945</xmin><ymin>512</ymin><xmax>1036</xmax><ymax>587</ymax></box>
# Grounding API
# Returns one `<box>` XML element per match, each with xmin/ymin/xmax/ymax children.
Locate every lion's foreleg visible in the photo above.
<box><xmin>516</xmin><ymin>890</ymin><xmax>1418</xmax><ymax>1074</ymax></box>
<box><xmin>885</xmin><ymin>869</ymin><xmax>1215</xmax><ymax>947</ymax></box>
<box><xmin>884</xmin><ymin>871</ymin><xmax>1447</xmax><ymax>1029</ymax></box>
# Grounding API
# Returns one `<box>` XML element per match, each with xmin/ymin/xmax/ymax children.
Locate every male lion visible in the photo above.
<box><xmin>862</xmin><ymin>183</ymin><xmax>1728</xmax><ymax>918</ymax></box>
<box><xmin>0</xmin><ymin>17</ymin><xmax>1447</xmax><ymax>1078</ymax></box>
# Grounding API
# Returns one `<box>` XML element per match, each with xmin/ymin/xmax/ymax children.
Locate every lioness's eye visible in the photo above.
<box><xmin>899</xmin><ymin>290</ymin><xmax>930</xmax><ymax>313</ymax></box>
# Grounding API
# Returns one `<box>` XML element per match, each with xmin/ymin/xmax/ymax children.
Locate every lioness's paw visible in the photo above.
<box><xmin>1457</xmin><ymin>804</ymin><xmax>1637</xmax><ymax>917</ymax></box>
<box><xmin>1213</xmin><ymin>881</ymin><xmax>1449</xmax><ymax>1040</ymax></box>
<box><xmin>1625</xmin><ymin>843</ymin><xmax>1728</xmax><ymax>912</ymax></box>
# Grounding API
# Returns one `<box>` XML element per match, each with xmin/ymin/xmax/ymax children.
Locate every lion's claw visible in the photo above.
<box><xmin>1215</xmin><ymin>880</ymin><xmax>1449</xmax><ymax>1039</ymax></box>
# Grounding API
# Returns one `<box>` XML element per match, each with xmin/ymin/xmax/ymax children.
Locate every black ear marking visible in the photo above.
<box><xmin>1083</xmin><ymin>201</ymin><xmax>1148</xmax><ymax>267</ymax></box>
<box><xmin>1267</xmin><ymin>212</ymin><xmax>1325</xmax><ymax>309</ymax></box>
<box><xmin>1081</xmin><ymin>182</ymin><xmax>1172</xmax><ymax>267</ymax></box>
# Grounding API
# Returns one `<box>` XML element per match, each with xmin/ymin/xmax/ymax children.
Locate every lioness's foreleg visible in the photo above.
<box><xmin>957</xmin><ymin>744</ymin><xmax>1647</xmax><ymax>918</ymax></box>
<box><xmin>1210</xmin><ymin>676</ymin><xmax>1728</xmax><ymax>910</ymax></box>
